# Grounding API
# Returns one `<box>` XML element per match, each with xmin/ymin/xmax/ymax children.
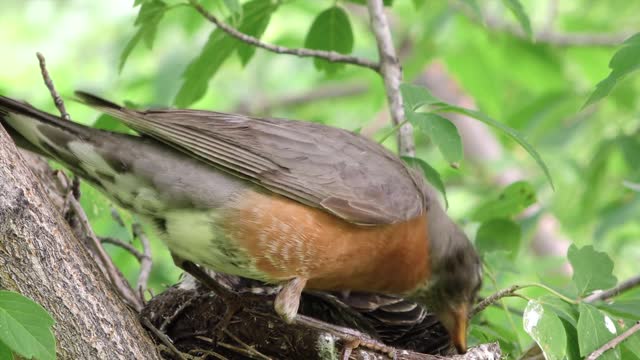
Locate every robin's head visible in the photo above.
<box><xmin>409</xmin><ymin>194</ymin><xmax>482</xmax><ymax>354</ymax></box>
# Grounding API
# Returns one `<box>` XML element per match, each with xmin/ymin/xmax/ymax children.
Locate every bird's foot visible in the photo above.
<box><xmin>272</xmin><ymin>278</ymin><xmax>396</xmax><ymax>358</ymax></box>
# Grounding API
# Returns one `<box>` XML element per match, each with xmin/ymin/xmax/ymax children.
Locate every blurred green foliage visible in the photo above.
<box><xmin>1</xmin><ymin>0</ymin><xmax>639</xmax><ymax>358</ymax></box>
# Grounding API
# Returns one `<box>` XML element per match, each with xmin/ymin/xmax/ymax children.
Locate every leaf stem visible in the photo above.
<box><xmin>525</xmin><ymin>283</ymin><xmax>578</xmax><ymax>304</ymax></box>
<box><xmin>377</xmin><ymin>117</ymin><xmax>409</xmax><ymax>144</ymax></box>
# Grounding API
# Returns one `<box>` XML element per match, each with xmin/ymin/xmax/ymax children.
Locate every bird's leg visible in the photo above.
<box><xmin>274</xmin><ymin>277</ymin><xmax>307</xmax><ymax>323</ymax></box>
<box><xmin>171</xmin><ymin>255</ymin><xmax>243</xmax><ymax>340</ymax></box>
<box><xmin>274</xmin><ymin>279</ymin><xmax>396</xmax><ymax>359</ymax></box>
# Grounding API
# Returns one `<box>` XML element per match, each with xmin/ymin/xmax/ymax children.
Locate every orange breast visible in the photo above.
<box><xmin>221</xmin><ymin>190</ymin><xmax>431</xmax><ymax>294</ymax></box>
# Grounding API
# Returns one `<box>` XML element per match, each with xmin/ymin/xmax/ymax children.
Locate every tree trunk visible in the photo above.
<box><xmin>0</xmin><ymin>125</ymin><xmax>161</xmax><ymax>360</ymax></box>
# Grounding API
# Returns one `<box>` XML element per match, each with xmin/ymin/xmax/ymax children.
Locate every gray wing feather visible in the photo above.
<box><xmin>76</xmin><ymin>92</ymin><xmax>428</xmax><ymax>225</ymax></box>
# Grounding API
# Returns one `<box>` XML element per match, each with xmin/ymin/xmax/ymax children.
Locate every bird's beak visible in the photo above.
<box><xmin>441</xmin><ymin>304</ymin><xmax>469</xmax><ymax>354</ymax></box>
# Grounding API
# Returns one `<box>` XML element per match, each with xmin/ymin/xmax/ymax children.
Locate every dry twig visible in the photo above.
<box><xmin>36</xmin><ymin>52</ymin><xmax>70</xmax><ymax>120</ymax></box>
<box><xmin>35</xmin><ymin>52</ymin><xmax>143</xmax><ymax>311</ymax></box>
<box><xmin>188</xmin><ymin>0</ymin><xmax>379</xmax><ymax>72</ymax></box>
<box><xmin>101</xmin><ymin>236</ymin><xmax>145</xmax><ymax>260</ymax></box>
<box><xmin>586</xmin><ymin>321</ymin><xmax>640</xmax><ymax>360</ymax></box>
<box><xmin>142</xmin><ymin>317</ymin><xmax>189</xmax><ymax>360</ymax></box>
<box><xmin>223</xmin><ymin>330</ymin><xmax>273</xmax><ymax>360</ymax></box>
<box><xmin>68</xmin><ymin>196</ymin><xmax>143</xmax><ymax>310</ymax></box>
<box><xmin>133</xmin><ymin>222</ymin><xmax>153</xmax><ymax>301</ymax></box>
<box><xmin>470</xmin><ymin>285</ymin><xmax>525</xmax><ymax>318</ymax></box>
<box><xmin>584</xmin><ymin>274</ymin><xmax>640</xmax><ymax>303</ymax></box>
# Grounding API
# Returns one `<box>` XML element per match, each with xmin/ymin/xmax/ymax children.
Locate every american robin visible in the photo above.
<box><xmin>0</xmin><ymin>92</ymin><xmax>482</xmax><ymax>354</ymax></box>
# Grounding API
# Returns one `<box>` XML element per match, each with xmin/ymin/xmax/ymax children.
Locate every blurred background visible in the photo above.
<box><xmin>1</xmin><ymin>0</ymin><xmax>639</xmax><ymax>356</ymax></box>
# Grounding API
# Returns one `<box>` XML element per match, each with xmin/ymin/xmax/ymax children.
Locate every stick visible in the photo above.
<box><xmin>188</xmin><ymin>0</ymin><xmax>380</xmax><ymax>72</ymax></box>
<box><xmin>133</xmin><ymin>223</ymin><xmax>153</xmax><ymax>302</ymax></box>
<box><xmin>36</xmin><ymin>53</ymin><xmax>70</xmax><ymax>120</ymax></box>
<box><xmin>471</xmin><ymin>285</ymin><xmax>524</xmax><ymax>318</ymax></box>
<box><xmin>586</xmin><ymin>321</ymin><xmax>640</xmax><ymax>360</ymax></box>
<box><xmin>584</xmin><ymin>274</ymin><xmax>640</xmax><ymax>303</ymax></box>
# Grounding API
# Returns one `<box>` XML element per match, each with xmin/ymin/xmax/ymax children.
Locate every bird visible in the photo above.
<box><xmin>0</xmin><ymin>91</ymin><xmax>482</xmax><ymax>354</ymax></box>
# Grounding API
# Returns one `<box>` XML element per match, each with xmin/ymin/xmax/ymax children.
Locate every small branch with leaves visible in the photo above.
<box><xmin>188</xmin><ymin>0</ymin><xmax>380</xmax><ymax>72</ymax></box>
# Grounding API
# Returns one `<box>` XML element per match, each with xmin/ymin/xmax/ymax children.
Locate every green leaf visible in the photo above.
<box><xmin>0</xmin><ymin>341</ymin><xmax>13</xmax><ymax>360</ymax></box>
<box><xmin>401</xmin><ymin>156</ymin><xmax>448</xmax><ymax>208</ymax></box>
<box><xmin>523</xmin><ymin>300</ymin><xmax>567</xmax><ymax>360</ymax></box>
<box><xmin>0</xmin><ymin>291</ymin><xmax>56</xmax><ymax>360</ymax></box>
<box><xmin>174</xmin><ymin>31</ymin><xmax>235</xmax><ymax>107</ymax></box>
<box><xmin>236</xmin><ymin>1</ymin><xmax>276</xmax><ymax>66</ymax></box>
<box><xmin>471</xmin><ymin>181</ymin><xmax>536</xmax><ymax>222</ymax></box>
<box><xmin>568</xmin><ymin>245</ymin><xmax>617</xmax><ymax>297</ymax></box>
<box><xmin>540</xmin><ymin>296</ymin><xmax>579</xmax><ymax>326</ymax></box>
<box><xmin>411</xmin><ymin>0</ymin><xmax>426</xmax><ymax>9</ymax></box>
<box><xmin>599</xmin><ymin>299</ymin><xmax>640</xmax><ymax>320</ymax></box>
<box><xmin>409</xmin><ymin>112</ymin><xmax>463</xmax><ymax>166</ymax></box>
<box><xmin>223</xmin><ymin>0</ymin><xmax>242</xmax><ymax>16</ymax></box>
<box><xmin>436</xmin><ymin>105</ymin><xmax>554</xmax><ymax>189</ymax></box>
<box><xmin>502</xmin><ymin>0</ymin><xmax>532</xmax><ymax>39</ymax></box>
<box><xmin>119</xmin><ymin>0</ymin><xmax>167</xmax><ymax>71</ymax></box>
<box><xmin>304</xmin><ymin>6</ymin><xmax>354</xmax><ymax>73</ymax></box>
<box><xmin>483</xmin><ymin>250</ymin><xmax>518</xmax><ymax>273</ymax></box>
<box><xmin>345</xmin><ymin>0</ymin><xmax>394</xmax><ymax>6</ymax></box>
<box><xmin>174</xmin><ymin>0</ymin><xmax>276</xmax><ymax>106</ymax></box>
<box><xmin>577</xmin><ymin>303</ymin><xmax>620</xmax><ymax>359</ymax></box>
<box><xmin>621</xmin><ymin>320</ymin><xmax>640</xmax><ymax>359</ymax></box>
<box><xmin>585</xmin><ymin>33</ymin><xmax>640</xmax><ymax>106</ymax></box>
<box><xmin>475</xmin><ymin>218</ymin><xmax>521</xmax><ymax>259</ymax></box>
<box><xmin>400</xmin><ymin>83</ymin><xmax>441</xmax><ymax>113</ymax></box>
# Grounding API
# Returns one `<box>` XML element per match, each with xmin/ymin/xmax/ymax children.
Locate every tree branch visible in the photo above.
<box><xmin>584</xmin><ymin>273</ymin><xmax>640</xmax><ymax>303</ymax></box>
<box><xmin>586</xmin><ymin>321</ymin><xmax>640</xmax><ymax>360</ymax></box>
<box><xmin>36</xmin><ymin>52</ymin><xmax>70</xmax><ymax>120</ymax></box>
<box><xmin>188</xmin><ymin>0</ymin><xmax>380</xmax><ymax>72</ymax></box>
<box><xmin>470</xmin><ymin>285</ymin><xmax>524</xmax><ymax>318</ymax></box>
<box><xmin>366</xmin><ymin>0</ymin><xmax>414</xmax><ymax>156</ymax></box>
<box><xmin>0</xmin><ymin>131</ymin><xmax>162</xmax><ymax>359</ymax></box>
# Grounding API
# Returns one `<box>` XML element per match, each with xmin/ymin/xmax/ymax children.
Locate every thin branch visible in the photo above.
<box><xmin>586</xmin><ymin>321</ymin><xmax>640</xmax><ymax>360</ymax></box>
<box><xmin>36</xmin><ymin>52</ymin><xmax>70</xmax><ymax>120</ymax></box>
<box><xmin>133</xmin><ymin>223</ymin><xmax>153</xmax><ymax>302</ymax></box>
<box><xmin>584</xmin><ymin>274</ymin><xmax>640</xmax><ymax>303</ymax></box>
<box><xmin>35</xmin><ymin>53</ymin><xmax>143</xmax><ymax>310</ymax></box>
<box><xmin>68</xmin><ymin>195</ymin><xmax>143</xmax><ymax>311</ymax></box>
<box><xmin>223</xmin><ymin>329</ymin><xmax>273</xmax><ymax>360</ymax></box>
<box><xmin>239</xmin><ymin>83</ymin><xmax>369</xmax><ymax>114</ymax></box>
<box><xmin>188</xmin><ymin>0</ymin><xmax>380</xmax><ymax>72</ymax></box>
<box><xmin>101</xmin><ymin>237</ymin><xmax>145</xmax><ymax>261</ymax></box>
<box><xmin>453</xmin><ymin>1</ymin><xmax>634</xmax><ymax>47</ymax></box>
<box><xmin>141</xmin><ymin>317</ymin><xmax>188</xmax><ymax>360</ymax></box>
<box><xmin>471</xmin><ymin>285</ymin><xmax>525</xmax><ymax>318</ymax></box>
<box><xmin>160</xmin><ymin>296</ymin><xmax>198</xmax><ymax>333</ymax></box>
<box><xmin>366</xmin><ymin>0</ymin><xmax>414</xmax><ymax>157</ymax></box>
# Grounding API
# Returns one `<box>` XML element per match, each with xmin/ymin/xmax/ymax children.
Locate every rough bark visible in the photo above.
<box><xmin>0</xmin><ymin>125</ymin><xmax>161</xmax><ymax>360</ymax></box>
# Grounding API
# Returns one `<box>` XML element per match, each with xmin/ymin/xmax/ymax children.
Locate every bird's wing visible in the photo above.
<box><xmin>76</xmin><ymin>92</ymin><xmax>428</xmax><ymax>225</ymax></box>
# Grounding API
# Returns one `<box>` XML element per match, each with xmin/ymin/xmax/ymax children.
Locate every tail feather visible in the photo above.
<box><xmin>0</xmin><ymin>95</ymin><xmax>96</xmax><ymax>173</ymax></box>
<box><xmin>75</xmin><ymin>91</ymin><xmax>123</xmax><ymax>110</ymax></box>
